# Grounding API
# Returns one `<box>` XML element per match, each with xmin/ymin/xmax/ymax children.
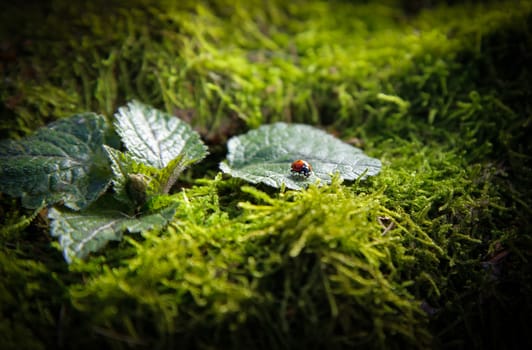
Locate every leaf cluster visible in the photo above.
<box><xmin>1</xmin><ymin>101</ymin><xmax>208</xmax><ymax>262</ymax></box>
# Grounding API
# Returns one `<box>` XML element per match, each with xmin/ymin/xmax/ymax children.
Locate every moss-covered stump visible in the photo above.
<box><xmin>1</xmin><ymin>0</ymin><xmax>532</xmax><ymax>349</ymax></box>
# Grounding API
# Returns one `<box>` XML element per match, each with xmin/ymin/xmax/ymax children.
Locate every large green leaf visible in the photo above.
<box><xmin>114</xmin><ymin>101</ymin><xmax>208</xmax><ymax>169</ymax></box>
<box><xmin>49</xmin><ymin>198</ymin><xmax>179</xmax><ymax>263</ymax></box>
<box><xmin>0</xmin><ymin>113</ymin><xmax>112</xmax><ymax>209</ymax></box>
<box><xmin>220</xmin><ymin>123</ymin><xmax>381</xmax><ymax>190</ymax></box>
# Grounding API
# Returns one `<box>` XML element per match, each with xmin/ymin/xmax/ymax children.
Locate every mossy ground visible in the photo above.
<box><xmin>1</xmin><ymin>0</ymin><xmax>532</xmax><ymax>349</ymax></box>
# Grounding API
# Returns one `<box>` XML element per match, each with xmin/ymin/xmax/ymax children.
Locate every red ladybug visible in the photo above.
<box><xmin>291</xmin><ymin>159</ymin><xmax>312</xmax><ymax>177</ymax></box>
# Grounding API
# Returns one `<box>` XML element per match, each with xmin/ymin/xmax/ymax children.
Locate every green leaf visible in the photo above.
<box><xmin>114</xmin><ymin>100</ymin><xmax>208</xmax><ymax>169</ymax></box>
<box><xmin>155</xmin><ymin>154</ymin><xmax>190</xmax><ymax>194</ymax></box>
<box><xmin>49</xmin><ymin>197</ymin><xmax>179</xmax><ymax>263</ymax></box>
<box><xmin>220</xmin><ymin>123</ymin><xmax>381</xmax><ymax>190</ymax></box>
<box><xmin>104</xmin><ymin>145</ymin><xmax>159</xmax><ymax>207</ymax></box>
<box><xmin>105</xmin><ymin>146</ymin><xmax>191</xmax><ymax>207</ymax></box>
<box><xmin>0</xmin><ymin>113</ymin><xmax>112</xmax><ymax>209</ymax></box>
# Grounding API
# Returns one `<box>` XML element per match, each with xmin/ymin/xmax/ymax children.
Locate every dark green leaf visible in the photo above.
<box><xmin>220</xmin><ymin>123</ymin><xmax>381</xmax><ymax>190</ymax></box>
<box><xmin>0</xmin><ymin>113</ymin><xmax>112</xmax><ymax>209</ymax></box>
<box><xmin>49</xmin><ymin>198</ymin><xmax>179</xmax><ymax>263</ymax></box>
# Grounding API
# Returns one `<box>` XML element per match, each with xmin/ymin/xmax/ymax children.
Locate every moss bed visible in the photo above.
<box><xmin>1</xmin><ymin>0</ymin><xmax>532</xmax><ymax>349</ymax></box>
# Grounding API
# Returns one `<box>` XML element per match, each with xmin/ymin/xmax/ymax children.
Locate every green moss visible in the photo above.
<box><xmin>1</xmin><ymin>0</ymin><xmax>532</xmax><ymax>349</ymax></box>
<box><xmin>64</xmin><ymin>177</ymin><xmax>431</xmax><ymax>348</ymax></box>
<box><xmin>0</xmin><ymin>234</ymin><xmax>67</xmax><ymax>350</ymax></box>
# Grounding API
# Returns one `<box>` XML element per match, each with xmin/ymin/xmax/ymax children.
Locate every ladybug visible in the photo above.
<box><xmin>291</xmin><ymin>159</ymin><xmax>312</xmax><ymax>177</ymax></box>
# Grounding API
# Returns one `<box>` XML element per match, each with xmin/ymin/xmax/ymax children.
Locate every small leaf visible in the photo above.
<box><xmin>104</xmin><ymin>146</ymin><xmax>189</xmax><ymax>205</ymax></box>
<box><xmin>114</xmin><ymin>101</ymin><xmax>208</xmax><ymax>169</ymax></box>
<box><xmin>156</xmin><ymin>154</ymin><xmax>189</xmax><ymax>194</ymax></box>
<box><xmin>220</xmin><ymin>123</ymin><xmax>381</xmax><ymax>190</ymax></box>
<box><xmin>0</xmin><ymin>113</ymin><xmax>112</xmax><ymax>209</ymax></box>
<box><xmin>49</xmin><ymin>197</ymin><xmax>179</xmax><ymax>263</ymax></box>
<box><xmin>104</xmin><ymin>145</ymin><xmax>159</xmax><ymax>207</ymax></box>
